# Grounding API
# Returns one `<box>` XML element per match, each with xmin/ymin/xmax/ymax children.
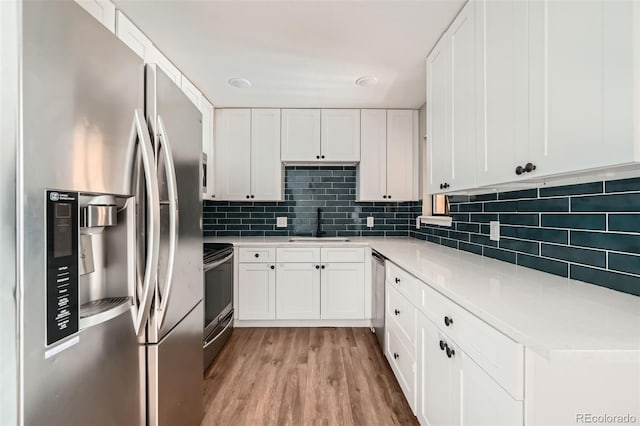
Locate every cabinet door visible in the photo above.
<box><xmin>475</xmin><ymin>0</ymin><xmax>529</xmax><ymax>186</ymax></box>
<box><xmin>251</xmin><ymin>109</ymin><xmax>283</xmax><ymax>201</ymax></box>
<box><xmin>426</xmin><ymin>35</ymin><xmax>452</xmax><ymax>194</ymax></box>
<box><xmin>115</xmin><ymin>11</ymin><xmax>154</xmax><ymax>61</ymax></box>
<box><xmin>74</xmin><ymin>0</ymin><xmax>115</xmax><ymax>32</ymax></box>
<box><xmin>180</xmin><ymin>77</ymin><xmax>201</xmax><ymax>109</ymax></box>
<box><xmin>528</xmin><ymin>0</ymin><xmax>636</xmax><ymax>177</ymax></box>
<box><xmin>320</xmin><ymin>263</ymin><xmax>365</xmax><ymax>320</ymax></box>
<box><xmin>201</xmin><ymin>98</ymin><xmax>215</xmax><ymax>199</ymax></box>
<box><xmin>238</xmin><ymin>263</ymin><xmax>275</xmax><ymax>320</ymax></box>
<box><xmin>276</xmin><ymin>263</ymin><xmax>320</xmax><ymax>320</ymax></box>
<box><xmin>418</xmin><ymin>312</ymin><xmax>452</xmax><ymax>426</ymax></box>
<box><xmin>386</xmin><ymin>110</ymin><xmax>417</xmax><ymax>201</ymax></box>
<box><xmin>214</xmin><ymin>109</ymin><xmax>251</xmax><ymax>200</ymax></box>
<box><xmin>153</xmin><ymin>48</ymin><xmax>182</xmax><ymax>87</ymax></box>
<box><xmin>358</xmin><ymin>109</ymin><xmax>387</xmax><ymax>201</ymax></box>
<box><xmin>281</xmin><ymin>109</ymin><xmax>320</xmax><ymax>162</ymax></box>
<box><xmin>320</xmin><ymin>109</ymin><xmax>361</xmax><ymax>162</ymax></box>
<box><xmin>458</xmin><ymin>348</ymin><xmax>523</xmax><ymax>426</ymax></box>
<box><xmin>449</xmin><ymin>2</ymin><xmax>476</xmax><ymax>191</ymax></box>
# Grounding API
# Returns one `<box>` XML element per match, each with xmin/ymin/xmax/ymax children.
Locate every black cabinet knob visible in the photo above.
<box><xmin>446</xmin><ymin>346</ymin><xmax>455</xmax><ymax>358</ymax></box>
<box><xmin>443</xmin><ymin>183</ymin><xmax>450</xmax><ymax>189</ymax></box>
<box><xmin>395</xmin><ymin>277</ymin><xmax>400</xmax><ymax>284</ymax></box>
<box><xmin>515</xmin><ymin>165</ymin><xmax>524</xmax><ymax>175</ymax></box>
<box><xmin>321</xmin><ymin>155</ymin><xmax>325</xmax><ymax>159</ymax></box>
<box><xmin>383</xmin><ymin>195</ymin><xmax>387</xmax><ymax>199</ymax></box>
<box><xmin>211</xmin><ymin>195</ymin><xmax>215</xmax><ymax>198</ymax></box>
<box><xmin>394</xmin><ymin>309</ymin><xmax>400</xmax><ymax>316</ymax></box>
<box><xmin>270</xmin><ymin>265</ymin><xmax>275</xmax><ymax>270</ymax></box>
<box><xmin>444</xmin><ymin>316</ymin><xmax>453</xmax><ymax>327</ymax></box>
<box><xmin>393</xmin><ymin>352</ymin><xmax>399</xmax><ymax>360</ymax></box>
<box><xmin>246</xmin><ymin>195</ymin><xmax>250</xmax><ymax>199</ymax></box>
<box><xmin>315</xmin><ymin>265</ymin><xmax>320</xmax><ymax>269</ymax></box>
<box><xmin>439</xmin><ymin>340</ymin><xmax>445</xmax><ymax>351</ymax></box>
<box><xmin>524</xmin><ymin>162</ymin><xmax>536</xmax><ymax>173</ymax></box>
<box><xmin>316</xmin><ymin>155</ymin><xmax>320</xmax><ymax>159</ymax></box>
<box><xmin>254</xmin><ymin>253</ymin><xmax>259</xmax><ymax>258</ymax></box>
<box><xmin>439</xmin><ymin>183</ymin><xmax>444</xmax><ymax>189</ymax></box>
<box><xmin>388</xmin><ymin>195</ymin><xmax>392</xmax><ymax>199</ymax></box>
<box><xmin>321</xmin><ymin>265</ymin><xmax>325</xmax><ymax>269</ymax></box>
<box><xmin>250</xmin><ymin>195</ymin><xmax>255</xmax><ymax>199</ymax></box>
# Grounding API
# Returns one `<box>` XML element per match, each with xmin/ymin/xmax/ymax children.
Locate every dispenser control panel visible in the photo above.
<box><xmin>46</xmin><ymin>190</ymin><xmax>79</xmax><ymax>345</ymax></box>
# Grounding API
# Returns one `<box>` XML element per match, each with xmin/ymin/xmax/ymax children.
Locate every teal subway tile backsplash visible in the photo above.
<box><xmin>203</xmin><ymin>170</ymin><xmax>640</xmax><ymax>296</ymax></box>
<box><xmin>203</xmin><ymin>166</ymin><xmax>411</xmax><ymax>238</ymax></box>
<box><xmin>409</xmin><ymin>176</ymin><xmax>640</xmax><ymax>296</ymax></box>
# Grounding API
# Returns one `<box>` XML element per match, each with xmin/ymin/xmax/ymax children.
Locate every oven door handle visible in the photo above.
<box><xmin>204</xmin><ymin>252</ymin><xmax>234</xmax><ymax>272</ymax></box>
<box><xmin>204</xmin><ymin>315</ymin><xmax>233</xmax><ymax>349</ymax></box>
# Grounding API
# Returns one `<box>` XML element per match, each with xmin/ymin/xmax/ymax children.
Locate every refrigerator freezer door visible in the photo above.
<box><xmin>20</xmin><ymin>2</ymin><xmax>144</xmax><ymax>425</ymax></box>
<box><xmin>146</xmin><ymin>65</ymin><xmax>204</xmax><ymax>343</ymax></box>
<box><xmin>148</xmin><ymin>302</ymin><xmax>204</xmax><ymax>426</ymax></box>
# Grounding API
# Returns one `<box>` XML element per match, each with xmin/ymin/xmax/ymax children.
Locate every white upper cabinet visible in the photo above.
<box><xmin>448</xmin><ymin>2</ymin><xmax>476</xmax><ymax>191</ymax></box>
<box><xmin>427</xmin><ymin>1</ymin><xmax>476</xmax><ymax>194</ymax></box>
<box><xmin>320</xmin><ymin>109</ymin><xmax>361</xmax><ymax>162</ymax></box>
<box><xmin>386</xmin><ymin>110</ymin><xmax>418</xmax><ymax>201</ymax></box>
<box><xmin>358</xmin><ymin>110</ymin><xmax>387</xmax><ymax>200</ymax></box>
<box><xmin>201</xmin><ymin>97</ymin><xmax>215</xmax><ymax>200</ymax></box>
<box><xmin>180</xmin><ymin>77</ymin><xmax>201</xmax><ymax>109</ymax></box>
<box><xmin>281</xmin><ymin>109</ymin><xmax>321</xmax><ymax>162</ymax></box>
<box><xmin>426</xmin><ymin>35</ymin><xmax>452</xmax><ymax>194</ymax></box>
<box><xmin>281</xmin><ymin>109</ymin><xmax>361</xmax><ymax>163</ymax></box>
<box><xmin>251</xmin><ymin>109</ymin><xmax>283</xmax><ymax>201</ymax></box>
<box><xmin>215</xmin><ymin>109</ymin><xmax>283</xmax><ymax>201</ymax></box>
<box><xmin>475</xmin><ymin>0</ymin><xmax>529</xmax><ymax>187</ymax></box>
<box><xmin>75</xmin><ymin>0</ymin><xmax>115</xmax><ymax>32</ymax></box>
<box><xmin>152</xmin><ymin>48</ymin><xmax>182</xmax><ymax>87</ymax></box>
<box><xmin>527</xmin><ymin>0</ymin><xmax>637</xmax><ymax>177</ymax></box>
<box><xmin>115</xmin><ymin>11</ymin><xmax>154</xmax><ymax>61</ymax></box>
<box><xmin>359</xmin><ymin>110</ymin><xmax>418</xmax><ymax>201</ymax></box>
<box><xmin>215</xmin><ymin>109</ymin><xmax>252</xmax><ymax>201</ymax></box>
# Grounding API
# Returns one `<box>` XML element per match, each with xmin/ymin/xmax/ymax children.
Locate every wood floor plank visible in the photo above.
<box><xmin>202</xmin><ymin>327</ymin><xmax>418</xmax><ymax>426</ymax></box>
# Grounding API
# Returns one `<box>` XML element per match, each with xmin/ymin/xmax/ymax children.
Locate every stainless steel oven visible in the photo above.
<box><xmin>203</xmin><ymin>243</ymin><xmax>234</xmax><ymax>371</ymax></box>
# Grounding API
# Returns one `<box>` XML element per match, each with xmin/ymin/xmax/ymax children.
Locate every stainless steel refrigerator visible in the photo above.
<box><xmin>0</xmin><ymin>1</ymin><xmax>203</xmax><ymax>425</ymax></box>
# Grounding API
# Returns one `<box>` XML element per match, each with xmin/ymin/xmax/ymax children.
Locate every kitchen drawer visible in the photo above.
<box><xmin>420</xmin><ymin>283</ymin><xmax>524</xmax><ymax>400</ymax></box>
<box><xmin>386</xmin><ymin>325</ymin><xmax>416</xmax><ymax>412</ymax></box>
<box><xmin>386</xmin><ymin>283</ymin><xmax>417</xmax><ymax>352</ymax></box>
<box><xmin>238</xmin><ymin>248</ymin><xmax>276</xmax><ymax>263</ymax></box>
<box><xmin>276</xmin><ymin>247</ymin><xmax>320</xmax><ymax>263</ymax></box>
<box><xmin>386</xmin><ymin>261</ymin><xmax>421</xmax><ymax>304</ymax></box>
<box><xmin>320</xmin><ymin>247</ymin><xmax>365</xmax><ymax>263</ymax></box>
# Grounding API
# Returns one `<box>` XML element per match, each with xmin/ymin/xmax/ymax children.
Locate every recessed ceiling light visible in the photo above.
<box><xmin>228</xmin><ymin>78</ymin><xmax>252</xmax><ymax>89</ymax></box>
<box><xmin>355</xmin><ymin>76</ymin><xmax>378</xmax><ymax>87</ymax></box>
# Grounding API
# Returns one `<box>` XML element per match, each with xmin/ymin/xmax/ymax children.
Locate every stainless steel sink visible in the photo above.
<box><xmin>288</xmin><ymin>237</ymin><xmax>350</xmax><ymax>242</ymax></box>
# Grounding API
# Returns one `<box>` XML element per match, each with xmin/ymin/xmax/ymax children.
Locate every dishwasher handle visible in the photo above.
<box><xmin>372</xmin><ymin>251</ymin><xmax>386</xmax><ymax>262</ymax></box>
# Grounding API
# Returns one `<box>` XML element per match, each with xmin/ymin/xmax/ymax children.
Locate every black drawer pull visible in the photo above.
<box><xmin>439</xmin><ymin>340</ymin><xmax>445</xmax><ymax>351</ymax></box>
<box><xmin>444</xmin><ymin>316</ymin><xmax>453</xmax><ymax>327</ymax></box>
<box><xmin>393</xmin><ymin>352</ymin><xmax>399</xmax><ymax>360</ymax></box>
<box><xmin>446</xmin><ymin>345</ymin><xmax>455</xmax><ymax>358</ymax></box>
<box><xmin>254</xmin><ymin>253</ymin><xmax>259</xmax><ymax>258</ymax></box>
<box><xmin>395</xmin><ymin>277</ymin><xmax>400</xmax><ymax>284</ymax></box>
<box><xmin>394</xmin><ymin>309</ymin><xmax>400</xmax><ymax>316</ymax></box>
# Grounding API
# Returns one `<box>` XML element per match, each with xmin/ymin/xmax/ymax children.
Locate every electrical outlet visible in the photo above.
<box><xmin>416</xmin><ymin>217</ymin><xmax>421</xmax><ymax>229</ymax></box>
<box><xmin>276</xmin><ymin>217</ymin><xmax>287</xmax><ymax>228</ymax></box>
<box><xmin>490</xmin><ymin>221</ymin><xmax>500</xmax><ymax>241</ymax></box>
<box><xmin>367</xmin><ymin>216</ymin><xmax>374</xmax><ymax>228</ymax></box>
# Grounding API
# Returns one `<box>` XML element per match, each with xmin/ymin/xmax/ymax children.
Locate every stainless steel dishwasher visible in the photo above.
<box><xmin>372</xmin><ymin>250</ymin><xmax>386</xmax><ymax>350</ymax></box>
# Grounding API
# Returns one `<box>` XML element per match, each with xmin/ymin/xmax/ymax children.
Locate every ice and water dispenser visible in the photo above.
<box><xmin>46</xmin><ymin>190</ymin><xmax>136</xmax><ymax>346</ymax></box>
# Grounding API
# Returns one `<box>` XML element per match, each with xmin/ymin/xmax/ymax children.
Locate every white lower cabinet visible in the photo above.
<box><xmin>321</xmin><ymin>263</ymin><xmax>365</xmax><ymax>320</ymax></box>
<box><xmin>238</xmin><ymin>263</ymin><xmax>275</xmax><ymax>320</ymax></box>
<box><xmin>417</xmin><ymin>312</ymin><xmax>523</xmax><ymax>426</ymax></box>
<box><xmin>276</xmin><ymin>263</ymin><xmax>321</xmax><ymax>320</ymax></box>
<box><xmin>237</xmin><ymin>247</ymin><xmax>367</xmax><ymax>322</ymax></box>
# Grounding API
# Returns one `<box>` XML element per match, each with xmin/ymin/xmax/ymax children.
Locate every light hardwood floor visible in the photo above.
<box><xmin>202</xmin><ymin>327</ymin><xmax>418</xmax><ymax>426</ymax></box>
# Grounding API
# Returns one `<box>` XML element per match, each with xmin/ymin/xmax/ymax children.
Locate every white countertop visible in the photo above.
<box><xmin>205</xmin><ymin>236</ymin><xmax>640</xmax><ymax>359</ymax></box>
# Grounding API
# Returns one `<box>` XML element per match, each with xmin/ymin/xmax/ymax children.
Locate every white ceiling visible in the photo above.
<box><xmin>113</xmin><ymin>0</ymin><xmax>465</xmax><ymax>109</ymax></box>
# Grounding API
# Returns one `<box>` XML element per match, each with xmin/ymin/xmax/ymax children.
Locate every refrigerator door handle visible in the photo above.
<box><xmin>156</xmin><ymin>115</ymin><xmax>179</xmax><ymax>327</ymax></box>
<box><xmin>128</xmin><ymin>109</ymin><xmax>161</xmax><ymax>336</ymax></box>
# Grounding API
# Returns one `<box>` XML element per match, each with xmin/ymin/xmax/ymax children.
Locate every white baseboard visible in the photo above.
<box><xmin>234</xmin><ymin>319</ymin><xmax>373</xmax><ymax>328</ymax></box>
